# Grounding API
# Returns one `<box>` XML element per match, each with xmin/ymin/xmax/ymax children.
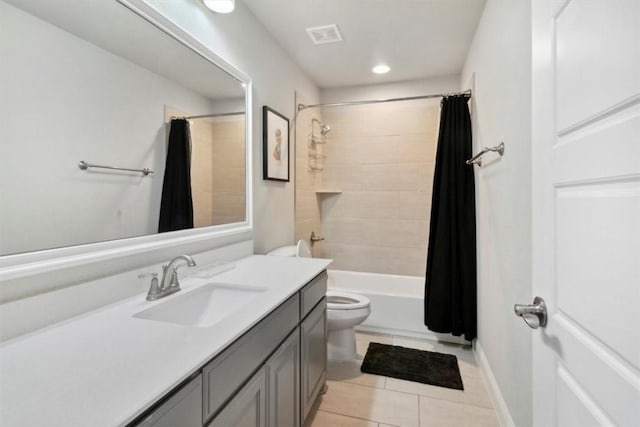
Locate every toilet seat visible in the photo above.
<box><xmin>327</xmin><ymin>291</ymin><xmax>370</xmax><ymax>310</ymax></box>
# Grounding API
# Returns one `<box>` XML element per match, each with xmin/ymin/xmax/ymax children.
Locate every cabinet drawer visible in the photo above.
<box><xmin>135</xmin><ymin>374</ymin><xmax>202</xmax><ymax>427</ymax></box>
<box><xmin>203</xmin><ymin>294</ymin><xmax>299</xmax><ymax>422</ymax></box>
<box><xmin>300</xmin><ymin>271</ymin><xmax>327</xmax><ymax>319</ymax></box>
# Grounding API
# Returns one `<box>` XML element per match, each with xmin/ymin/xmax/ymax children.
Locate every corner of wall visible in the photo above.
<box><xmin>474</xmin><ymin>340</ymin><xmax>516</xmax><ymax>427</ymax></box>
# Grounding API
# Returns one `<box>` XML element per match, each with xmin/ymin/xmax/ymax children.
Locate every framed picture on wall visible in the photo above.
<box><xmin>263</xmin><ymin>106</ymin><xmax>290</xmax><ymax>181</ymax></box>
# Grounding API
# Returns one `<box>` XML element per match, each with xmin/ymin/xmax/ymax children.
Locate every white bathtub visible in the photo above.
<box><xmin>327</xmin><ymin>269</ymin><xmax>466</xmax><ymax>344</ymax></box>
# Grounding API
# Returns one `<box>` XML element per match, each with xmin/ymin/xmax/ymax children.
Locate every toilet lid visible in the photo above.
<box><xmin>326</xmin><ymin>291</ymin><xmax>370</xmax><ymax>310</ymax></box>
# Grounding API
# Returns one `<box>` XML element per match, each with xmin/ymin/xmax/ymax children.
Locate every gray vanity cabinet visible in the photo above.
<box><xmin>130</xmin><ymin>270</ymin><xmax>328</xmax><ymax>427</ymax></box>
<box><xmin>135</xmin><ymin>374</ymin><xmax>203</xmax><ymax>427</ymax></box>
<box><xmin>266</xmin><ymin>328</ymin><xmax>300</xmax><ymax>427</ymax></box>
<box><xmin>300</xmin><ymin>298</ymin><xmax>327</xmax><ymax>422</ymax></box>
<box><xmin>208</xmin><ymin>368</ymin><xmax>267</xmax><ymax>427</ymax></box>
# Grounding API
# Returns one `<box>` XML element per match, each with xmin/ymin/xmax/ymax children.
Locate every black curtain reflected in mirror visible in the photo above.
<box><xmin>159</xmin><ymin>118</ymin><xmax>194</xmax><ymax>232</ymax></box>
<box><xmin>424</xmin><ymin>95</ymin><xmax>477</xmax><ymax>341</ymax></box>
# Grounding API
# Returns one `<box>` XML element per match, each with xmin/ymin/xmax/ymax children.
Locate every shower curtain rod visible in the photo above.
<box><xmin>171</xmin><ymin>111</ymin><xmax>245</xmax><ymax>120</ymax></box>
<box><xmin>297</xmin><ymin>89</ymin><xmax>471</xmax><ymax>111</ymax></box>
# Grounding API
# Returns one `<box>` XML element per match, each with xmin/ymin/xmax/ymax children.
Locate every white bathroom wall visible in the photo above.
<box><xmin>461</xmin><ymin>0</ymin><xmax>532</xmax><ymax>425</ymax></box>
<box><xmin>145</xmin><ymin>0</ymin><xmax>321</xmax><ymax>254</ymax></box>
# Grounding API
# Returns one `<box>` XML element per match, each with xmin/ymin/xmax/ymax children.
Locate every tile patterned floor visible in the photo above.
<box><xmin>305</xmin><ymin>333</ymin><xmax>499</xmax><ymax>427</ymax></box>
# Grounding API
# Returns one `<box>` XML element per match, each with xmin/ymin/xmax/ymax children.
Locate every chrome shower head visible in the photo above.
<box><xmin>312</xmin><ymin>118</ymin><xmax>332</xmax><ymax>136</ymax></box>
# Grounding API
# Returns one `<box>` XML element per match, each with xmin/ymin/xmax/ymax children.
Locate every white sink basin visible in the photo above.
<box><xmin>133</xmin><ymin>283</ymin><xmax>267</xmax><ymax>328</ymax></box>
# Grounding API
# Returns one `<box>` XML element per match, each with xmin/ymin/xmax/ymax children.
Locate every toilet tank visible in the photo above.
<box><xmin>266</xmin><ymin>245</ymin><xmax>297</xmax><ymax>257</ymax></box>
<box><xmin>266</xmin><ymin>240</ymin><xmax>311</xmax><ymax>258</ymax></box>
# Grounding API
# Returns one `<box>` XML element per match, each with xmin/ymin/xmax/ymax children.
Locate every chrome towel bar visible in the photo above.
<box><xmin>466</xmin><ymin>142</ymin><xmax>505</xmax><ymax>166</ymax></box>
<box><xmin>78</xmin><ymin>160</ymin><xmax>153</xmax><ymax>176</ymax></box>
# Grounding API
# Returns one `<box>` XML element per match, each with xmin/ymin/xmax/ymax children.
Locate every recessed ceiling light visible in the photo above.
<box><xmin>203</xmin><ymin>0</ymin><xmax>235</xmax><ymax>14</ymax></box>
<box><xmin>372</xmin><ymin>64</ymin><xmax>390</xmax><ymax>74</ymax></box>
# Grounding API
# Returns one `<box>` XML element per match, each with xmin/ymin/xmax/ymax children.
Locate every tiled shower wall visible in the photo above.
<box><xmin>319</xmin><ymin>100</ymin><xmax>441</xmax><ymax>276</ymax></box>
<box><xmin>294</xmin><ymin>109</ymin><xmax>323</xmax><ymax>256</ymax></box>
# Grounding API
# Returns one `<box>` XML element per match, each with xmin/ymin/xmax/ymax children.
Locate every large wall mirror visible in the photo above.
<box><xmin>0</xmin><ymin>0</ymin><xmax>250</xmax><ymax>257</ymax></box>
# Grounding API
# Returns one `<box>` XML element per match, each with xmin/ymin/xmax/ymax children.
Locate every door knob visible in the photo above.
<box><xmin>514</xmin><ymin>297</ymin><xmax>547</xmax><ymax>329</ymax></box>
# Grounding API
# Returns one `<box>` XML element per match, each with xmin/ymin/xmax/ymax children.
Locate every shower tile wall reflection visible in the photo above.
<box><xmin>320</xmin><ymin>100</ymin><xmax>440</xmax><ymax>276</ymax></box>
<box><xmin>210</xmin><ymin>115</ymin><xmax>246</xmax><ymax>225</ymax></box>
<box><xmin>165</xmin><ymin>107</ymin><xmax>245</xmax><ymax>228</ymax></box>
<box><xmin>190</xmin><ymin>116</ymin><xmax>215</xmax><ymax>227</ymax></box>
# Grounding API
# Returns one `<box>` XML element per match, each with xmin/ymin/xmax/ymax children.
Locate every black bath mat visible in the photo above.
<box><xmin>361</xmin><ymin>342</ymin><xmax>464</xmax><ymax>390</ymax></box>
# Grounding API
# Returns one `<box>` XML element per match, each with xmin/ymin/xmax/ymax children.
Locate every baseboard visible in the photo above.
<box><xmin>355</xmin><ymin>324</ymin><xmax>468</xmax><ymax>345</ymax></box>
<box><xmin>474</xmin><ymin>340</ymin><xmax>515</xmax><ymax>427</ymax></box>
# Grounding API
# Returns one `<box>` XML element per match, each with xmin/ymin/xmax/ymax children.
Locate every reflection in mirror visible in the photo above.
<box><xmin>0</xmin><ymin>0</ymin><xmax>248</xmax><ymax>256</ymax></box>
<box><xmin>164</xmin><ymin>109</ymin><xmax>246</xmax><ymax>231</ymax></box>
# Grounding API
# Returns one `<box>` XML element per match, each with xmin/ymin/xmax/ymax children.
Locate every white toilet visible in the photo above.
<box><xmin>266</xmin><ymin>241</ymin><xmax>371</xmax><ymax>361</ymax></box>
<box><xmin>325</xmin><ymin>291</ymin><xmax>371</xmax><ymax>361</ymax></box>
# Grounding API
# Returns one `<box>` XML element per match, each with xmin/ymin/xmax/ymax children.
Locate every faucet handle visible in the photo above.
<box><xmin>138</xmin><ymin>272</ymin><xmax>158</xmax><ymax>279</ymax></box>
<box><xmin>139</xmin><ymin>272</ymin><xmax>163</xmax><ymax>301</ymax></box>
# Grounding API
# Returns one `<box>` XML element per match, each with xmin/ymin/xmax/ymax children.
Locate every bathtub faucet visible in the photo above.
<box><xmin>310</xmin><ymin>231</ymin><xmax>324</xmax><ymax>246</ymax></box>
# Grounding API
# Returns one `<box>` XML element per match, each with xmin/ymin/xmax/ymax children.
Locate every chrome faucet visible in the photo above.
<box><xmin>142</xmin><ymin>255</ymin><xmax>196</xmax><ymax>301</ymax></box>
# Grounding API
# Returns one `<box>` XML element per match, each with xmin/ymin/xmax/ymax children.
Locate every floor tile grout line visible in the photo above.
<box><xmin>335</xmin><ymin>378</ymin><xmax>388</xmax><ymax>390</ymax></box>
<box><xmin>405</xmin><ymin>392</ymin><xmax>466</xmax><ymax>406</ymax></box>
<box><xmin>318</xmin><ymin>408</ymin><xmax>382</xmax><ymax>425</ymax></box>
<box><xmin>385</xmin><ymin>384</ymin><xmax>495</xmax><ymax>410</ymax></box>
<box><xmin>321</xmin><ymin>382</ymin><xmax>422</xmax><ymax>426</ymax></box>
<box><xmin>331</xmin><ymin>378</ymin><xmax>455</xmax><ymax>400</ymax></box>
<box><xmin>333</xmin><ymin>375</ymin><xmax>493</xmax><ymax>408</ymax></box>
<box><xmin>332</xmin><ymin>378</ymin><xmax>491</xmax><ymax>407</ymax></box>
<box><xmin>417</xmin><ymin>392</ymin><xmax>421</xmax><ymax>427</ymax></box>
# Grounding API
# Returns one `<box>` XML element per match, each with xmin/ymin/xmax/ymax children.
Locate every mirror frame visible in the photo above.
<box><xmin>0</xmin><ymin>0</ymin><xmax>253</xmax><ymax>301</ymax></box>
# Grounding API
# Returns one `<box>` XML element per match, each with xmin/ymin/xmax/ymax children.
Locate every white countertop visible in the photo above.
<box><xmin>0</xmin><ymin>255</ymin><xmax>331</xmax><ymax>426</ymax></box>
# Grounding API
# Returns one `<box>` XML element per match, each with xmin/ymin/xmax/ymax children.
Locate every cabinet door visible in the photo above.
<box><xmin>208</xmin><ymin>368</ymin><xmax>266</xmax><ymax>427</ymax></box>
<box><xmin>135</xmin><ymin>374</ymin><xmax>202</xmax><ymax>427</ymax></box>
<box><xmin>203</xmin><ymin>294</ymin><xmax>299</xmax><ymax>422</ymax></box>
<box><xmin>266</xmin><ymin>327</ymin><xmax>300</xmax><ymax>427</ymax></box>
<box><xmin>300</xmin><ymin>299</ymin><xmax>327</xmax><ymax>423</ymax></box>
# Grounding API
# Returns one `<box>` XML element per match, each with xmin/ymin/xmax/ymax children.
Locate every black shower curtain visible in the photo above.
<box><xmin>158</xmin><ymin>118</ymin><xmax>194</xmax><ymax>233</ymax></box>
<box><xmin>424</xmin><ymin>95</ymin><xmax>477</xmax><ymax>341</ymax></box>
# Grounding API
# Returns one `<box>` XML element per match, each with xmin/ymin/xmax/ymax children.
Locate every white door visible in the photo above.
<box><xmin>530</xmin><ymin>0</ymin><xmax>640</xmax><ymax>426</ymax></box>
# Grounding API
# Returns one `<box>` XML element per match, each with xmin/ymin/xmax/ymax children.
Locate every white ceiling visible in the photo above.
<box><xmin>242</xmin><ymin>0</ymin><xmax>487</xmax><ymax>89</ymax></box>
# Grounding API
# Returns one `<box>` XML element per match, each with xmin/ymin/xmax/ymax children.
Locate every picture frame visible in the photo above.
<box><xmin>263</xmin><ymin>106</ymin><xmax>290</xmax><ymax>181</ymax></box>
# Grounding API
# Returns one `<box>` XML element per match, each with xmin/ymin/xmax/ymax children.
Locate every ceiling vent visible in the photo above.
<box><xmin>306</xmin><ymin>24</ymin><xmax>343</xmax><ymax>45</ymax></box>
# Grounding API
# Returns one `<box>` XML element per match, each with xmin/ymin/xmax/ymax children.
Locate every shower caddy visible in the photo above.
<box><xmin>308</xmin><ymin>118</ymin><xmax>328</xmax><ymax>172</ymax></box>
